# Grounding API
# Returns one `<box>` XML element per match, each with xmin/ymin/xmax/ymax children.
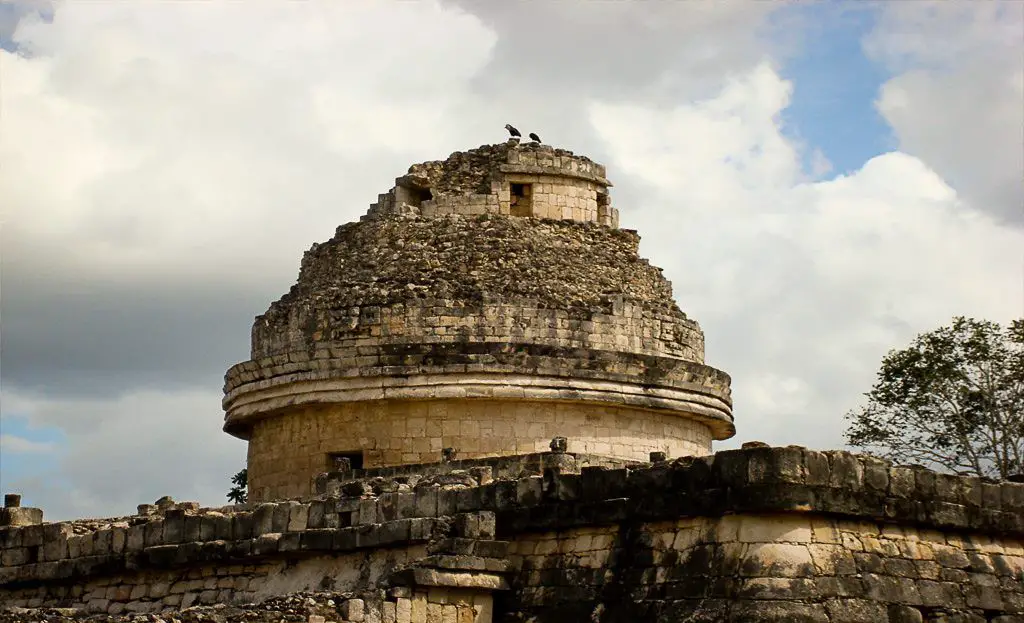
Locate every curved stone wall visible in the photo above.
<box><xmin>224</xmin><ymin>154</ymin><xmax>734</xmax><ymax>501</ymax></box>
<box><xmin>365</xmin><ymin>141</ymin><xmax>618</xmax><ymax>226</ymax></box>
<box><xmin>243</xmin><ymin>296</ymin><xmax>704</xmax><ymax>365</ymax></box>
<box><xmin>245</xmin><ymin>399</ymin><xmax>715</xmax><ymax>502</ymax></box>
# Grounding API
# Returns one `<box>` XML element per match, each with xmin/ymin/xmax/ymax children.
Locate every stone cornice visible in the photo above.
<box><xmin>222</xmin><ymin>371</ymin><xmax>735</xmax><ymax>440</ymax></box>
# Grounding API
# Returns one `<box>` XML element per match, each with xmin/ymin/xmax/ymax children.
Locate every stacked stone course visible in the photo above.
<box><xmin>365</xmin><ymin>141</ymin><xmax>617</xmax><ymax>227</ymax></box>
<box><xmin>3</xmin><ymin>446</ymin><xmax>1022</xmax><ymax>621</ymax></box>
<box><xmin>6</xmin><ymin>141</ymin><xmax>1019</xmax><ymax>622</ymax></box>
<box><xmin>223</xmin><ymin>145</ymin><xmax>734</xmax><ymax>500</ymax></box>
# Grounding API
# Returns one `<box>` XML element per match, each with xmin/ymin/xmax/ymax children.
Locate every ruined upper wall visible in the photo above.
<box><xmin>364</xmin><ymin>141</ymin><xmax>619</xmax><ymax>227</ymax></box>
<box><xmin>222</xmin><ymin>214</ymin><xmax>733</xmax><ymax>447</ymax></box>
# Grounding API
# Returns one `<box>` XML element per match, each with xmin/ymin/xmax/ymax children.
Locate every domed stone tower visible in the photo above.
<box><xmin>223</xmin><ymin>140</ymin><xmax>734</xmax><ymax>502</ymax></box>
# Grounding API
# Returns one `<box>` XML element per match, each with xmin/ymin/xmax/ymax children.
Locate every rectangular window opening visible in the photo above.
<box><xmin>510</xmin><ymin>183</ymin><xmax>533</xmax><ymax>217</ymax></box>
<box><xmin>412</xmin><ymin>187</ymin><xmax>433</xmax><ymax>205</ymax></box>
<box><xmin>327</xmin><ymin>451</ymin><xmax>364</xmax><ymax>472</ymax></box>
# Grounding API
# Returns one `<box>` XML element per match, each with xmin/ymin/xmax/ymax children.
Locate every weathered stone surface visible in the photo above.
<box><xmin>1</xmin><ymin>447</ymin><xmax>1021</xmax><ymax>622</ymax></box>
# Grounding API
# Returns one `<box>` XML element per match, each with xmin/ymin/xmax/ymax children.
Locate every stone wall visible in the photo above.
<box><xmin>5</xmin><ymin>446</ymin><xmax>1019</xmax><ymax>621</ymax></box>
<box><xmin>504</xmin><ymin>514</ymin><xmax>1023</xmax><ymax>622</ymax></box>
<box><xmin>245</xmin><ymin>400</ymin><xmax>714</xmax><ymax>501</ymax></box>
<box><xmin>232</xmin><ymin>297</ymin><xmax>709</xmax><ymax>386</ymax></box>
<box><xmin>245</xmin><ymin>216</ymin><xmax>699</xmax><ymax>360</ymax></box>
<box><xmin>491</xmin><ymin>446</ymin><xmax>1024</xmax><ymax>622</ymax></box>
<box><xmin>223</xmin><ymin>212</ymin><xmax>734</xmax><ymax>497</ymax></box>
<box><xmin>364</xmin><ymin>141</ymin><xmax>618</xmax><ymax>228</ymax></box>
<box><xmin>0</xmin><ymin>495</ymin><xmax>505</xmax><ymax>619</ymax></box>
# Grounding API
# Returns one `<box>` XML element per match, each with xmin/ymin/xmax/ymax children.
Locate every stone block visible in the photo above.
<box><xmin>358</xmin><ymin>498</ymin><xmax>379</xmax><ymax>525</ymax></box>
<box><xmin>272</xmin><ymin>502</ymin><xmax>293</xmax><ymax>533</ymax></box>
<box><xmin>454</xmin><ymin>487</ymin><xmax>482</xmax><ymax>513</ymax></box>
<box><xmin>0</xmin><ymin>547</ymin><xmax>29</xmax><ymax>566</ymax></box>
<box><xmin>377</xmin><ymin>519</ymin><xmax>412</xmax><ymax>544</ymax></box>
<box><xmin>916</xmin><ymin>579</ymin><xmax>965</xmax><ymax>607</ymax></box>
<box><xmin>827</xmin><ymin>452</ymin><xmax>864</xmax><ymax>489</ymax></box>
<box><xmin>252</xmin><ymin>504</ymin><xmax>276</xmax><ymax>535</ymax></box>
<box><xmin>277</xmin><ymin>531</ymin><xmax>301</xmax><ymax>553</ymax></box>
<box><xmin>196</xmin><ymin>515</ymin><xmax>217</xmax><ymax>543</ymax></box>
<box><xmin>0</xmin><ymin>526</ymin><xmax>21</xmax><ymax>549</ymax></box>
<box><xmin>516</xmin><ymin>477</ymin><xmax>544</xmax><ymax>506</ymax></box>
<box><xmin>729</xmin><ymin>600</ymin><xmax>828</xmax><ymax>622</ymax></box>
<box><xmin>861</xmin><ymin>457</ymin><xmax>890</xmax><ymax>492</ymax></box>
<box><xmin>747</xmin><ymin>446</ymin><xmax>806</xmax><ymax>485</ymax></box>
<box><xmin>739</xmin><ymin>543</ymin><xmax>816</xmax><ymax>578</ymax></box>
<box><xmin>301</xmin><ymin>529</ymin><xmax>335</xmax><ymax>551</ymax></box>
<box><xmin>232</xmin><ymin>513</ymin><xmax>255</xmax><ymax>540</ymax></box>
<box><xmin>804</xmin><ymin>451</ymin><xmax>831</xmax><ymax>486</ymax></box>
<box><xmin>144</xmin><ymin>520</ymin><xmax>164</xmax><ymax>547</ymax></box>
<box><xmin>253</xmin><ymin>533</ymin><xmax>281</xmax><ymax>556</ymax></box>
<box><xmin>341</xmin><ymin>598</ymin><xmax>365</xmax><ymax>621</ymax></box>
<box><xmin>183</xmin><ymin>515</ymin><xmax>203</xmax><ymax>543</ymax></box>
<box><xmin>0</xmin><ymin>507</ymin><xmax>43</xmax><ymax>528</ymax></box>
<box><xmin>889</xmin><ymin>467</ymin><xmax>917</xmax><ymax>498</ymax></box>
<box><xmin>41</xmin><ymin>525</ymin><xmax>70</xmax><ymax>561</ymax></box>
<box><xmin>437</xmin><ymin>489</ymin><xmax>460</xmax><ymax>517</ymax></box>
<box><xmin>415</xmin><ymin>488</ymin><xmax>439</xmax><ymax>517</ymax></box>
<box><xmin>162</xmin><ymin>510</ymin><xmax>186</xmax><ymax>544</ymax></box>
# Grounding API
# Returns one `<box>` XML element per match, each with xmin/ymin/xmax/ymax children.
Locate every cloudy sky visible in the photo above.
<box><xmin>0</xmin><ymin>1</ymin><xmax>1021</xmax><ymax>520</ymax></box>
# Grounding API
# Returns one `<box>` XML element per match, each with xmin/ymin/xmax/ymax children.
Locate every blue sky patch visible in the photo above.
<box><xmin>0</xmin><ymin>414</ymin><xmax>66</xmax><ymax>493</ymax></box>
<box><xmin>777</xmin><ymin>2</ymin><xmax>895</xmax><ymax>177</ymax></box>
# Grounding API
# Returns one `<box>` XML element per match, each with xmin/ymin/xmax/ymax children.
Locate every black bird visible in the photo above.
<box><xmin>528</xmin><ymin>132</ymin><xmax>541</xmax><ymax>143</ymax></box>
<box><xmin>505</xmin><ymin>124</ymin><xmax>521</xmax><ymax>138</ymax></box>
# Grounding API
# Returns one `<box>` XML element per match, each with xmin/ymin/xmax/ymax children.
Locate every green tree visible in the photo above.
<box><xmin>845</xmin><ymin>316</ymin><xmax>1024</xmax><ymax>479</ymax></box>
<box><xmin>227</xmin><ymin>468</ymin><xmax>248</xmax><ymax>504</ymax></box>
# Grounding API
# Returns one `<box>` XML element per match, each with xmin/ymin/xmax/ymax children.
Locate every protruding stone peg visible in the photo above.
<box><xmin>441</xmin><ymin>447</ymin><xmax>458</xmax><ymax>463</ymax></box>
<box><xmin>649</xmin><ymin>451</ymin><xmax>667</xmax><ymax>463</ymax></box>
<box><xmin>550</xmin><ymin>436</ymin><xmax>568</xmax><ymax>454</ymax></box>
<box><xmin>4</xmin><ymin>493</ymin><xmax>21</xmax><ymax>508</ymax></box>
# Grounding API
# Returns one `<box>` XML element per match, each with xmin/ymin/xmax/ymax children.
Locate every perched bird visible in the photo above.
<box><xmin>505</xmin><ymin>124</ymin><xmax>521</xmax><ymax>138</ymax></box>
<box><xmin>528</xmin><ymin>132</ymin><xmax>541</xmax><ymax>143</ymax></box>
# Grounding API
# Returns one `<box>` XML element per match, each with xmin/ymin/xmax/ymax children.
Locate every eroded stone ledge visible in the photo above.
<box><xmin>3</xmin><ymin>446</ymin><xmax>1022</xmax><ymax>620</ymax></box>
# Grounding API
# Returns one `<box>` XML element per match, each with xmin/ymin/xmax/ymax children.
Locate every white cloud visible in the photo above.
<box><xmin>589</xmin><ymin>62</ymin><xmax>1024</xmax><ymax>450</ymax></box>
<box><xmin>864</xmin><ymin>1</ymin><xmax>1024</xmax><ymax>226</ymax></box>
<box><xmin>4</xmin><ymin>388</ymin><xmax>245</xmax><ymax>520</ymax></box>
<box><xmin>0</xmin><ymin>1</ymin><xmax>497</xmax><ymax>286</ymax></box>
<box><xmin>0</xmin><ymin>0</ymin><xmax>498</xmax><ymax>519</ymax></box>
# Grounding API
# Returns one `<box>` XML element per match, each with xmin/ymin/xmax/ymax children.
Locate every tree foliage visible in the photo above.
<box><xmin>227</xmin><ymin>468</ymin><xmax>248</xmax><ymax>504</ymax></box>
<box><xmin>845</xmin><ymin>316</ymin><xmax>1024</xmax><ymax>479</ymax></box>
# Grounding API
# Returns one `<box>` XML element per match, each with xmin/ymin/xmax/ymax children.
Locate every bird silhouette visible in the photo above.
<box><xmin>528</xmin><ymin>132</ymin><xmax>541</xmax><ymax>143</ymax></box>
<box><xmin>505</xmin><ymin>124</ymin><xmax>521</xmax><ymax>138</ymax></box>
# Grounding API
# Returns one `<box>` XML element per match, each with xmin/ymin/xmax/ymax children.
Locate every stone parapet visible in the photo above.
<box><xmin>313</xmin><ymin>451</ymin><xmax>637</xmax><ymax>496</ymax></box>
<box><xmin>3</xmin><ymin>446</ymin><xmax>1021</xmax><ymax>584</ymax></box>
<box><xmin>1</xmin><ymin>446</ymin><xmax>1022</xmax><ymax>620</ymax></box>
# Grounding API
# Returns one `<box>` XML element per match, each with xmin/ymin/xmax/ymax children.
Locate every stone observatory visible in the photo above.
<box><xmin>222</xmin><ymin>140</ymin><xmax>734</xmax><ymax>502</ymax></box>
<box><xmin>4</xmin><ymin>139</ymin><xmax>1022</xmax><ymax>623</ymax></box>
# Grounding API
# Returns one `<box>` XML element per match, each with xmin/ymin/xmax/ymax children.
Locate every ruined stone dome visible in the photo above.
<box><xmin>223</xmin><ymin>141</ymin><xmax>733</xmax><ymax>502</ymax></box>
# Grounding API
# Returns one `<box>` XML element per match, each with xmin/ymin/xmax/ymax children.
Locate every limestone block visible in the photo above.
<box><xmin>342</xmin><ymin>598</ymin><xmax>366</xmax><ymax>621</ymax></box>
<box><xmin>739</xmin><ymin>543</ymin><xmax>816</xmax><ymax>578</ymax></box>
